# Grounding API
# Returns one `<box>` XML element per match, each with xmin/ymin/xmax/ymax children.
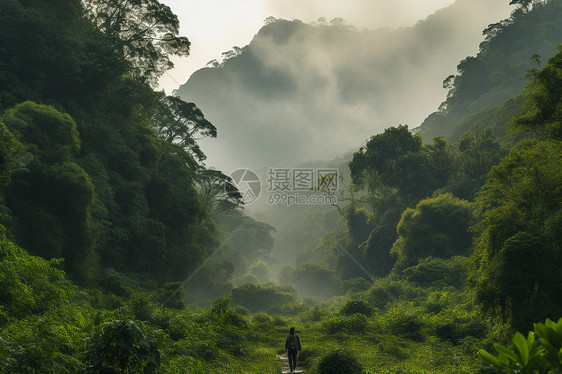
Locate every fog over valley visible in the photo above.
<box><xmin>176</xmin><ymin>0</ymin><xmax>510</xmax><ymax>172</ymax></box>
<box><xmin>1</xmin><ymin>0</ymin><xmax>561</xmax><ymax>372</ymax></box>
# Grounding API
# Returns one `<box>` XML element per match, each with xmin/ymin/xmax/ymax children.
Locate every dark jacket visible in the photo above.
<box><xmin>285</xmin><ymin>334</ymin><xmax>301</xmax><ymax>351</ymax></box>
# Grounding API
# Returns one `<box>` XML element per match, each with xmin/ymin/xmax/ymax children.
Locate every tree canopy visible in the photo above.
<box><xmin>470</xmin><ymin>138</ymin><xmax>562</xmax><ymax>330</ymax></box>
<box><xmin>392</xmin><ymin>194</ymin><xmax>475</xmax><ymax>270</ymax></box>
<box><xmin>83</xmin><ymin>0</ymin><xmax>190</xmax><ymax>83</ymax></box>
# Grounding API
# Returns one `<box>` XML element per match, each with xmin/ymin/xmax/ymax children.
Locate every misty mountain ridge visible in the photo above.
<box><xmin>417</xmin><ymin>0</ymin><xmax>562</xmax><ymax>141</ymax></box>
<box><xmin>176</xmin><ymin>0</ymin><xmax>510</xmax><ymax>172</ymax></box>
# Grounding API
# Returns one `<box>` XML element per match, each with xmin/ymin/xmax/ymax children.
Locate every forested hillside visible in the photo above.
<box><xmin>175</xmin><ymin>0</ymin><xmax>509</xmax><ymax>172</ymax></box>
<box><xmin>0</xmin><ymin>0</ymin><xmax>219</xmax><ymax>287</ymax></box>
<box><xmin>416</xmin><ymin>0</ymin><xmax>562</xmax><ymax>141</ymax></box>
<box><xmin>0</xmin><ymin>0</ymin><xmax>561</xmax><ymax>373</ymax></box>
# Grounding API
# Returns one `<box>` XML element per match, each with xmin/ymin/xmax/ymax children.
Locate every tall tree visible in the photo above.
<box><xmin>447</xmin><ymin>128</ymin><xmax>505</xmax><ymax>200</ymax></box>
<box><xmin>391</xmin><ymin>193</ymin><xmax>475</xmax><ymax>270</ymax></box>
<box><xmin>151</xmin><ymin>94</ymin><xmax>216</xmax><ymax>162</ymax></box>
<box><xmin>3</xmin><ymin>102</ymin><xmax>98</xmax><ymax>285</ymax></box>
<box><xmin>83</xmin><ymin>0</ymin><xmax>190</xmax><ymax>83</ymax></box>
<box><xmin>470</xmin><ymin>138</ymin><xmax>562</xmax><ymax>330</ymax></box>
<box><xmin>511</xmin><ymin>45</ymin><xmax>562</xmax><ymax>140</ymax></box>
<box><xmin>195</xmin><ymin>169</ymin><xmax>243</xmax><ymax>214</ymax></box>
<box><xmin>350</xmin><ymin>126</ymin><xmax>455</xmax><ymax>226</ymax></box>
<box><xmin>0</xmin><ymin>122</ymin><xmax>27</xmax><ymax>190</ymax></box>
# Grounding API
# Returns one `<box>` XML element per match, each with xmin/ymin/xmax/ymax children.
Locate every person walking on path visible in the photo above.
<box><xmin>285</xmin><ymin>327</ymin><xmax>301</xmax><ymax>373</ymax></box>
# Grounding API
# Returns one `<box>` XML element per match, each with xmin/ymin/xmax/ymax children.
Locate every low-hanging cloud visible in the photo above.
<box><xmin>262</xmin><ymin>0</ymin><xmax>457</xmax><ymax>28</ymax></box>
<box><xmin>176</xmin><ymin>0</ymin><xmax>511</xmax><ymax>173</ymax></box>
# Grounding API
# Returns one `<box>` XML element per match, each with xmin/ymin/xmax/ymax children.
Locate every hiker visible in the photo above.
<box><xmin>285</xmin><ymin>327</ymin><xmax>301</xmax><ymax>373</ymax></box>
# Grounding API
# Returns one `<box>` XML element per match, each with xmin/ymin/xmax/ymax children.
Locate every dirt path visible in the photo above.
<box><xmin>277</xmin><ymin>354</ymin><xmax>305</xmax><ymax>374</ymax></box>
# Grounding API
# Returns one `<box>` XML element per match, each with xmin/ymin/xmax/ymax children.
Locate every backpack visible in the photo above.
<box><xmin>288</xmin><ymin>334</ymin><xmax>298</xmax><ymax>350</ymax></box>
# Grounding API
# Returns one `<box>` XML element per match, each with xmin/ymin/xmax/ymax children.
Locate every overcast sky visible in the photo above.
<box><xmin>158</xmin><ymin>0</ymin><xmax>459</xmax><ymax>92</ymax></box>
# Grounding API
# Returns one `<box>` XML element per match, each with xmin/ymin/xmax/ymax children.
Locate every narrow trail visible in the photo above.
<box><xmin>277</xmin><ymin>354</ymin><xmax>306</xmax><ymax>374</ymax></box>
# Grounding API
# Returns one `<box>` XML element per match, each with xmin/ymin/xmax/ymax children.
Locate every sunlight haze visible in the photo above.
<box><xmin>158</xmin><ymin>0</ymin><xmax>459</xmax><ymax>92</ymax></box>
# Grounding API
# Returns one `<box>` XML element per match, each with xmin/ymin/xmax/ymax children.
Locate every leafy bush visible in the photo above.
<box><xmin>191</xmin><ymin>341</ymin><xmax>219</xmax><ymax>361</ymax></box>
<box><xmin>364</xmin><ymin>279</ymin><xmax>426</xmax><ymax>309</ymax></box>
<box><xmin>479</xmin><ymin>318</ymin><xmax>562</xmax><ymax>373</ymax></box>
<box><xmin>271</xmin><ymin>314</ymin><xmax>288</xmax><ymax>327</ymax></box>
<box><xmin>99</xmin><ymin>267</ymin><xmax>138</xmax><ymax>297</ymax></box>
<box><xmin>317</xmin><ymin>350</ymin><xmax>364</xmax><ymax>374</ymax></box>
<box><xmin>382</xmin><ymin>306</ymin><xmax>425</xmax><ymax>341</ymax></box>
<box><xmin>129</xmin><ymin>292</ymin><xmax>154</xmax><ymax>322</ymax></box>
<box><xmin>0</xmin><ymin>234</ymin><xmax>75</xmax><ymax>320</ymax></box>
<box><xmin>230</xmin><ymin>283</ymin><xmax>295</xmax><ymax>313</ymax></box>
<box><xmin>324</xmin><ymin>314</ymin><xmax>368</xmax><ymax>334</ymax></box>
<box><xmin>208</xmin><ymin>297</ymin><xmax>247</xmax><ymax>328</ymax></box>
<box><xmin>342</xmin><ymin>277</ymin><xmax>372</xmax><ymax>294</ymax></box>
<box><xmin>0</xmin><ymin>304</ymin><xmax>93</xmax><ymax>373</ymax></box>
<box><xmin>252</xmin><ymin>312</ymin><xmax>271</xmax><ymax>325</ymax></box>
<box><xmin>374</xmin><ymin>335</ymin><xmax>410</xmax><ymax>359</ymax></box>
<box><xmin>421</xmin><ymin>290</ymin><xmax>460</xmax><ymax>314</ymax></box>
<box><xmin>303</xmin><ymin>304</ymin><xmax>328</xmax><ymax>322</ymax></box>
<box><xmin>215</xmin><ymin>329</ymin><xmax>249</xmax><ymax>356</ymax></box>
<box><xmin>432</xmin><ymin>307</ymin><xmax>487</xmax><ymax>343</ymax></box>
<box><xmin>297</xmin><ymin>347</ymin><xmax>320</xmax><ymax>367</ymax></box>
<box><xmin>87</xmin><ymin>320</ymin><xmax>160</xmax><ymax>373</ymax></box>
<box><xmin>341</xmin><ymin>300</ymin><xmax>376</xmax><ymax>317</ymax></box>
<box><xmin>403</xmin><ymin>256</ymin><xmax>468</xmax><ymax>288</ymax></box>
<box><xmin>392</xmin><ymin>193</ymin><xmax>475</xmax><ymax>270</ymax></box>
<box><xmin>279</xmin><ymin>302</ymin><xmax>309</xmax><ymax>315</ymax></box>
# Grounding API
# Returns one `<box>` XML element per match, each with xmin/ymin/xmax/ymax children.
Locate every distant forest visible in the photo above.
<box><xmin>0</xmin><ymin>0</ymin><xmax>560</xmax><ymax>372</ymax></box>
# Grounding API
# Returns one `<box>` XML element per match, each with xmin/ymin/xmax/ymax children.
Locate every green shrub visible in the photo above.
<box><xmin>433</xmin><ymin>308</ymin><xmax>487</xmax><ymax>343</ymax></box>
<box><xmin>99</xmin><ymin>267</ymin><xmax>138</xmax><ymax>297</ymax></box>
<box><xmin>302</xmin><ymin>297</ymin><xmax>319</xmax><ymax>306</ymax></box>
<box><xmin>271</xmin><ymin>314</ymin><xmax>288</xmax><ymax>327</ymax></box>
<box><xmin>208</xmin><ymin>297</ymin><xmax>247</xmax><ymax>328</ymax></box>
<box><xmin>191</xmin><ymin>341</ymin><xmax>219</xmax><ymax>361</ymax></box>
<box><xmin>421</xmin><ymin>290</ymin><xmax>460</xmax><ymax>314</ymax></box>
<box><xmin>129</xmin><ymin>292</ymin><xmax>154</xmax><ymax>322</ymax></box>
<box><xmin>87</xmin><ymin>320</ymin><xmax>160</xmax><ymax>373</ymax></box>
<box><xmin>391</xmin><ymin>194</ymin><xmax>475</xmax><ymax>270</ymax></box>
<box><xmin>279</xmin><ymin>302</ymin><xmax>308</xmax><ymax>315</ymax></box>
<box><xmin>403</xmin><ymin>256</ymin><xmax>468</xmax><ymax>288</ymax></box>
<box><xmin>342</xmin><ymin>277</ymin><xmax>372</xmax><ymax>294</ymax></box>
<box><xmin>231</xmin><ymin>283</ymin><xmax>295</xmax><ymax>313</ymax></box>
<box><xmin>297</xmin><ymin>347</ymin><xmax>320</xmax><ymax>367</ymax></box>
<box><xmin>479</xmin><ymin>318</ymin><xmax>562</xmax><ymax>373</ymax></box>
<box><xmin>157</xmin><ymin>282</ymin><xmax>184</xmax><ymax>309</ymax></box>
<box><xmin>224</xmin><ymin>311</ymin><xmax>247</xmax><ymax>328</ymax></box>
<box><xmin>252</xmin><ymin>312</ymin><xmax>271</xmax><ymax>325</ymax></box>
<box><xmin>0</xmin><ymin>304</ymin><xmax>93</xmax><ymax>373</ymax></box>
<box><xmin>364</xmin><ymin>279</ymin><xmax>425</xmax><ymax>309</ymax></box>
<box><xmin>215</xmin><ymin>329</ymin><xmax>249</xmax><ymax>356</ymax></box>
<box><xmin>0</xmin><ymin>236</ymin><xmax>76</xmax><ymax>319</ymax></box>
<box><xmin>304</xmin><ymin>304</ymin><xmax>327</xmax><ymax>322</ymax></box>
<box><xmin>317</xmin><ymin>350</ymin><xmax>364</xmax><ymax>374</ymax></box>
<box><xmin>324</xmin><ymin>314</ymin><xmax>368</xmax><ymax>334</ymax></box>
<box><xmin>375</xmin><ymin>336</ymin><xmax>409</xmax><ymax>359</ymax></box>
<box><xmin>341</xmin><ymin>300</ymin><xmax>376</xmax><ymax>317</ymax></box>
<box><xmin>383</xmin><ymin>306</ymin><xmax>425</xmax><ymax>341</ymax></box>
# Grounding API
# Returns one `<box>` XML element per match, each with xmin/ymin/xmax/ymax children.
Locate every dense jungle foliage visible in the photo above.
<box><xmin>0</xmin><ymin>0</ymin><xmax>560</xmax><ymax>372</ymax></box>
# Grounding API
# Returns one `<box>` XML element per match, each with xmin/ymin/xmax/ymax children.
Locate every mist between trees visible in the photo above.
<box><xmin>0</xmin><ymin>0</ymin><xmax>561</xmax><ymax>372</ymax></box>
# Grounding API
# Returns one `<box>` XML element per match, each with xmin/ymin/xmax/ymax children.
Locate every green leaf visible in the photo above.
<box><xmin>479</xmin><ymin>349</ymin><xmax>505</xmax><ymax>368</ymax></box>
<box><xmin>512</xmin><ymin>332</ymin><xmax>529</xmax><ymax>365</ymax></box>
